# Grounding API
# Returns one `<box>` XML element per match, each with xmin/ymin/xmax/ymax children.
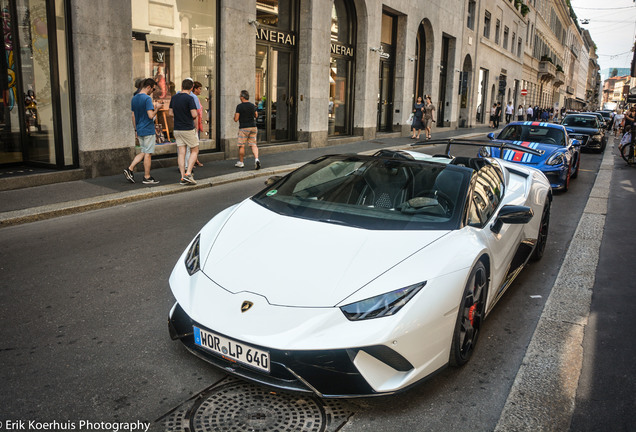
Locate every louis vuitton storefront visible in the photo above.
<box><xmin>131</xmin><ymin>0</ymin><xmax>218</xmax><ymax>156</ymax></box>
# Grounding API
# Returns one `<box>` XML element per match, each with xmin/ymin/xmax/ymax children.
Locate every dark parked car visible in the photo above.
<box><xmin>561</xmin><ymin>114</ymin><xmax>607</xmax><ymax>153</ymax></box>
<box><xmin>583</xmin><ymin>112</ymin><xmax>608</xmax><ymax>129</ymax></box>
<box><xmin>597</xmin><ymin>110</ymin><xmax>614</xmax><ymax>128</ymax></box>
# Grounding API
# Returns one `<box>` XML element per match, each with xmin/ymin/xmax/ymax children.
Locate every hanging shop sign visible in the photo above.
<box><xmin>331</xmin><ymin>43</ymin><xmax>354</xmax><ymax>58</ymax></box>
<box><xmin>256</xmin><ymin>28</ymin><xmax>296</xmax><ymax>46</ymax></box>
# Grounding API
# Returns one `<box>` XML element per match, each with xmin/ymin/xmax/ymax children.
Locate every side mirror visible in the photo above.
<box><xmin>487</xmin><ymin>132</ymin><xmax>495</xmax><ymax>140</ymax></box>
<box><xmin>491</xmin><ymin>205</ymin><xmax>534</xmax><ymax>234</ymax></box>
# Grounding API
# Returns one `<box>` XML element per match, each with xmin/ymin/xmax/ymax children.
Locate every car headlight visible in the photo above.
<box><xmin>592</xmin><ymin>134</ymin><xmax>602</xmax><ymax>141</ymax></box>
<box><xmin>340</xmin><ymin>282</ymin><xmax>425</xmax><ymax>321</ymax></box>
<box><xmin>184</xmin><ymin>234</ymin><xmax>201</xmax><ymax>276</ymax></box>
<box><xmin>546</xmin><ymin>153</ymin><xmax>565</xmax><ymax>166</ymax></box>
<box><xmin>479</xmin><ymin>146</ymin><xmax>491</xmax><ymax>157</ymax></box>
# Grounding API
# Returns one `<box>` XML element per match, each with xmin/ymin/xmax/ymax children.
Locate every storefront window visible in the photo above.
<box><xmin>131</xmin><ymin>0</ymin><xmax>217</xmax><ymax>153</ymax></box>
<box><xmin>329</xmin><ymin>0</ymin><xmax>355</xmax><ymax>137</ymax></box>
<box><xmin>0</xmin><ymin>0</ymin><xmax>75</xmax><ymax>167</ymax></box>
<box><xmin>0</xmin><ymin>0</ymin><xmax>21</xmax><ymax>164</ymax></box>
<box><xmin>257</xmin><ymin>0</ymin><xmax>294</xmax><ymax>30</ymax></box>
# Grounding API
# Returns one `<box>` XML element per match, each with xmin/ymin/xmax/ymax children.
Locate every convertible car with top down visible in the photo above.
<box><xmin>168</xmin><ymin>140</ymin><xmax>552</xmax><ymax>397</ymax></box>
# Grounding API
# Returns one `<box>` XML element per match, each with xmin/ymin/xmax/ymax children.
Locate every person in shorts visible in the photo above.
<box><xmin>234</xmin><ymin>90</ymin><xmax>260</xmax><ymax>169</ymax></box>
<box><xmin>125</xmin><ymin>78</ymin><xmax>162</xmax><ymax>185</ymax></box>
<box><xmin>169</xmin><ymin>79</ymin><xmax>199</xmax><ymax>185</ymax></box>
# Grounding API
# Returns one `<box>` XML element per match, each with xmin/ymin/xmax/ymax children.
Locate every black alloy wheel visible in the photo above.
<box><xmin>450</xmin><ymin>261</ymin><xmax>488</xmax><ymax>367</ymax></box>
<box><xmin>531</xmin><ymin>199</ymin><xmax>551</xmax><ymax>261</ymax></box>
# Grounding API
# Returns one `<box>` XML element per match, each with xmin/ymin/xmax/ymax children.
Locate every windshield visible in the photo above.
<box><xmin>562</xmin><ymin>116</ymin><xmax>598</xmax><ymax>129</ymax></box>
<box><xmin>498</xmin><ymin>124</ymin><xmax>566</xmax><ymax>146</ymax></box>
<box><xmin>252</xmin><ymin>155</ymin><xmax>472</xmax><ymax>230</ymax></box>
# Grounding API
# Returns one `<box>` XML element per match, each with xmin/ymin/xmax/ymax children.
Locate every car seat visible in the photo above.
<box><xmin>360</xmin><ymin>164</ymin><xmax>410</xmax><ymax>208</ymax></box>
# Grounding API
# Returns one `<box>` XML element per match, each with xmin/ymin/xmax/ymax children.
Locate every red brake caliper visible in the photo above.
<box><xmin>468</xmin><ymin>304</ymin><xmax>477</xmax><ymax>326</ymax></box>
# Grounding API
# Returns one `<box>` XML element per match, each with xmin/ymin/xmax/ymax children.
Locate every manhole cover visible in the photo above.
<box><xmin>192</xmin><ymin>382</ymin><xmax>325</xmax><ymax>432</ymax></box>
<box><xmin>159</xmin><ymin>379</ymin><xmax>354</xmax><ymax>432</ymax></box>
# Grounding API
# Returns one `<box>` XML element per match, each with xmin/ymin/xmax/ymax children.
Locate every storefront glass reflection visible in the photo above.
<box><xmin>131</xmin><ymin>0</ymin><xmax>217</xmax><ymax>153</ymax></box>
<box><xmin>0</xmin><ymin>0</ymin><xmax>74</xmax><ymax>167</ymax></box>
<box><xmin>0</xmin><ymin>0</ymin><xmax>21</xmax><ymax>164</ymax></box>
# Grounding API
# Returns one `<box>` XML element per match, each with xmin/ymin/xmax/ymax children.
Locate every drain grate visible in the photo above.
<box><xmin>159</xmin><ymin>378</ymin><xmax>354</xmax><ymax>432</ymax></box>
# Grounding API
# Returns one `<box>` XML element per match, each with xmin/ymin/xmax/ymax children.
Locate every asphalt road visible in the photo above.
<box><xmin>0</xmin><ymin>147</ymin><xmax>603</xmax><ymax>431</ymax></box>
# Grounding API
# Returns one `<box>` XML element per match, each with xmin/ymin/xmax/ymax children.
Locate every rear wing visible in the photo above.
<box><xmin>411</xmin><ymin>138</ymin><xmax>545</xmax><ymax>157</ymax></box>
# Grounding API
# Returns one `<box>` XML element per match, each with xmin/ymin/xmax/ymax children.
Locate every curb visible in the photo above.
<box><xmin>494</xmin><ymin>143</ymin><xmax>614</xmax><ymax>431</ymax></box>
<box><xmin>0</xmin><ymin>165</ymin><xmax>302</xmax><ymax>228</ymax></box>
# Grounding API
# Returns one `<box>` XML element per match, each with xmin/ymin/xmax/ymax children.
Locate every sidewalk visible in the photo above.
<box><xmin>0</xmin><ymin>126</ymin><xmax>493</xmax><ymax>227</ymax></box>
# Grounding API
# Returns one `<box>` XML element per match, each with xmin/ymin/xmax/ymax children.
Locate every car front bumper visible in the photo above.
<box><xmin>169</xmin><ymin>302</ymin><xmax>428</xmax><ymax>397</ymax></box>
<box><xmin>542</xmin><ymin>168</ymin><xmax>568</xmax><ymax>190</ymax></box>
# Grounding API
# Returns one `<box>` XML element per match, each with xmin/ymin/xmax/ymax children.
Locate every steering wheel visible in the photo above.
<box><xmin>542</xmin><ymin>137</ymin><xmax>556</xmax><ymax>144</ymax></box>
<box><xmin>434</xmin><ymin>190</ymin><xmax>454</xmax><ymax>215</ymax></box>
<box><xmin>415</xmin><ymin>190</ymin><xmax>453</xmax><ymax>211</ymax></box>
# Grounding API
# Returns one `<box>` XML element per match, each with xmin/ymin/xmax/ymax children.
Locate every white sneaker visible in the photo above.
<box><xmin>255</xmin><ymin>159</ymin><xmax>261</xmax><ymax>170</ymax></box>
<box><xmin>235</xmin><ymin>161</ymin><xmax>244</xmax><ymax>168</ymax></box>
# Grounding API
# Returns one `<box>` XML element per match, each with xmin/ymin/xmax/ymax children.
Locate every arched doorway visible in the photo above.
<box><xmin>413</xmin><ymin>22</ymin><xmax>430</xmax><ymax>100</ymax></box>
<box><xmin>377</xmin><ymin>10</ymin><xmax>396</xmax><ymax>132</ymax></box>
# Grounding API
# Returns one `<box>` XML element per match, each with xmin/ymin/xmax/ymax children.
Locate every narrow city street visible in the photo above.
<box><xmin>0</xmin><ymin>145</ymin><xmax>605</xmax><ymax>431</ymax></box>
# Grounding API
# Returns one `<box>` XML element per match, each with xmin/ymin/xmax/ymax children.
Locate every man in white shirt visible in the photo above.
<box><xmin>505</xmin><ymin>102</ymin><xmax>514</xmax><ymax>124</ymax></box>
<box><xmin>526</xmin><ymin>105</ymin><xmax>534</xmax><ymax>121</ymax></box>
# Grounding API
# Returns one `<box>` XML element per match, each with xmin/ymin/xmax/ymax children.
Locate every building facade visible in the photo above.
<box><xmin>0</xmin><ymin>0</ymin><xmax>600</xmax><ymax>182</ymax></box>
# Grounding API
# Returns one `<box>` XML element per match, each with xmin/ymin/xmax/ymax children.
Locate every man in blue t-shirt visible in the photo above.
<box><xmin>169</xmin><ymin>79</ymin><xmax>199</xmax><ymax>185</ymax></box>
<box><xmin>124</xmin><ymin>78</ymin><xmax>163</xmax><ymax>185</ymax></box>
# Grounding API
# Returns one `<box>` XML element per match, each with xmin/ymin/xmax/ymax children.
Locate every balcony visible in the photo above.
<box><xmin>554</xmin><ymin>70</ymin><xmax>565</xmax><ymax>87</ymax></box>
<box><xmin>538</xmin><ymin>60</ymin><xmax>556</xmax><ymax>82</ymax></box>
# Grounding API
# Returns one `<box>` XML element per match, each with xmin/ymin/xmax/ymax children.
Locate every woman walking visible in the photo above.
<box><xmin>612</xmin><ymin>110</ymin><xmax>624</xmax><ymax>138</ymax></box>
<box><xmin>517</xmin><ymin>104</ymin><xmax>524</xmax><ymax>121</ymax></box>
<box><xmin>423</xmin><ymin>96</ymin><xmax>436</xmax><ymax>139</ymax></box>
<box><xmin>411</xmin><ymin>96</ymin><xmax>425</xmax><ymax>139</ymax></box>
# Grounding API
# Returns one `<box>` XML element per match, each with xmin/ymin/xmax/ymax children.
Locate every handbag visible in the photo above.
<box><xmin>406</xmin><ymin>113</ymin><xmax>414</xmax><ymax>126</ymax></box>
<box><xmin>620</xmin><ymin>131</ymin><xmax>631</xmax><ymax>146</ymax></box>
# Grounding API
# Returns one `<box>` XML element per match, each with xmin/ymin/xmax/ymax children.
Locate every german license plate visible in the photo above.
<box><xmin>193</xmin><ymin>326</ymin><xmax>270</xmax><ymax>373</ymax></box>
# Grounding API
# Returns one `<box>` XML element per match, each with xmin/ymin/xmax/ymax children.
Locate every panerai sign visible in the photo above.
<box><xmin>256</xmin><ymin>28</ymin><xmax>296</xmax><ymax>46</ymax></box>
<box><xmin>331</xmin><ymin>43</ymin><xmax>354</xmax><ymax>57</ymax></box>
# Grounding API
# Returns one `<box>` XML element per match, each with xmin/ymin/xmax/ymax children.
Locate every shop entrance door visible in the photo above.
<box><xmin>255</xmin><ymin>44</ymin><xmax>295</xmax><ymax>144</ymax></box>
<box><xmin>377</xmin><ymin>59</ymin><xmax>393</xmax><ymax>132</ymax></box>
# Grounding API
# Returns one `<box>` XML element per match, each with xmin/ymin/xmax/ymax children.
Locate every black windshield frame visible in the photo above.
<box><xmin>252</xmin><ymin>155</ymin><xmax>473</xmax><ymax>231</ymax></box>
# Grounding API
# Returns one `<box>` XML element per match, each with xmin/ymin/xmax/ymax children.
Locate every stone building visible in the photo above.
<box><xmin>0</xmin><ymin>0</ymin><xmax>599</xmax><ymax>185</ymax></box>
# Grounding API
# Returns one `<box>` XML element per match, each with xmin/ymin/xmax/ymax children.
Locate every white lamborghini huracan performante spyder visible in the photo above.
<box><xmin>168</xmin><ymin>141</ymin><xmax>552</xmax><ymax>397</ymax></box>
